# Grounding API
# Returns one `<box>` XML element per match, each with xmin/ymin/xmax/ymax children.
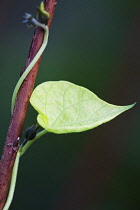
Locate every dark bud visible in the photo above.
<box><xmin>25</xmin><ymin>124</ymin><xmax>38</xmax><ymax>141</ymax></box>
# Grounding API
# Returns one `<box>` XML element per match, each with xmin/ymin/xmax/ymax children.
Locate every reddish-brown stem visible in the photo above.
<box><xmin>0</xmin><ymin>0</ymin><xmax>57</xmax><ymax>209</ymax></box>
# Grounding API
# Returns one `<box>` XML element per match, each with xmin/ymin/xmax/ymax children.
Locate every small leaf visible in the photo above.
<box><xmin>30</xmin><ymin>81</ymin><xmax>135</xmax><ymax>134</ymax></box>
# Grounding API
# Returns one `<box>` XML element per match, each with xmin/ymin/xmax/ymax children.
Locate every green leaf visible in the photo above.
<box><xmin>30</xmin><ymin>81</ymin><xmax>135</xmax><ymax>134</ymax></box>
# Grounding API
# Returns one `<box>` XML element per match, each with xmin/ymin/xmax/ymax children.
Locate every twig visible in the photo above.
<box><xmin>0</xmin><ymin>0</ymin><xmax>57</xmax><ymax>209</ymax></box>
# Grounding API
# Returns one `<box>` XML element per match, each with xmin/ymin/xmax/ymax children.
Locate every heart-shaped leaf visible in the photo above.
<box><xmin>30</xmin><ymin>81</ymin><xmax>135</xmax><ymax>134</ymax></box>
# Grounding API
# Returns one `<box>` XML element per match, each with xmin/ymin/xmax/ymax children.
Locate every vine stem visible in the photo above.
<box><xmin>0</xmin><ymin>1</ymin><xmax>57</xmax><ymax>209</ymax></box>
<box><xmin>3</xmin><ymin>129</ymin><xmax>47</xmax><ymax>210</ymax></box>
<box><xmin>3</xmin><ymin>13</ymin><xmax>49</xmax><ymax>210</ymax></box>
<box><xmin>11</xmin><ymin>23</ymin><xmax>49</xmax><ymax>113</ymax></box>
<box><xmin>3</xmin><ymin>151</ymin><xmax>20</xmax><ymax>210</ymax></box>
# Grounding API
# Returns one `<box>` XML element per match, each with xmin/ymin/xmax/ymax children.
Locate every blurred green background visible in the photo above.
<box><xmin>0</xmin><ymin>0</ymin><xmax>140</xmax><ymax>209</ymax></box>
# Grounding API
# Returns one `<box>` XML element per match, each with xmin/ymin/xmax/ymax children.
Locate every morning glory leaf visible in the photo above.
<box><xmin>30</xmin><ymin>81</ymin><xmax>135</xmax><ymax>134</ymax></box>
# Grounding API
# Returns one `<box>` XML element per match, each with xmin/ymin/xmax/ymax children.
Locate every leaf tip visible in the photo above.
<box><xmin>126</xmin><ymin>102</ymin><xmax>136</xmax><ymax>110</ymax></box>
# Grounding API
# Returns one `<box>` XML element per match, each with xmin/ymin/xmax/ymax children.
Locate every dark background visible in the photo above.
<box><xmin>0</xmin><ymin>0</ymin><xmax>140</xmax><ymax>209</ymax></box>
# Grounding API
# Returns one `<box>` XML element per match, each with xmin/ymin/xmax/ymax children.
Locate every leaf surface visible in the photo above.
<box><xmin>30</xmin><ymin>81</ymin><xmax>135</xmax><ymax>134</ymax></box>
